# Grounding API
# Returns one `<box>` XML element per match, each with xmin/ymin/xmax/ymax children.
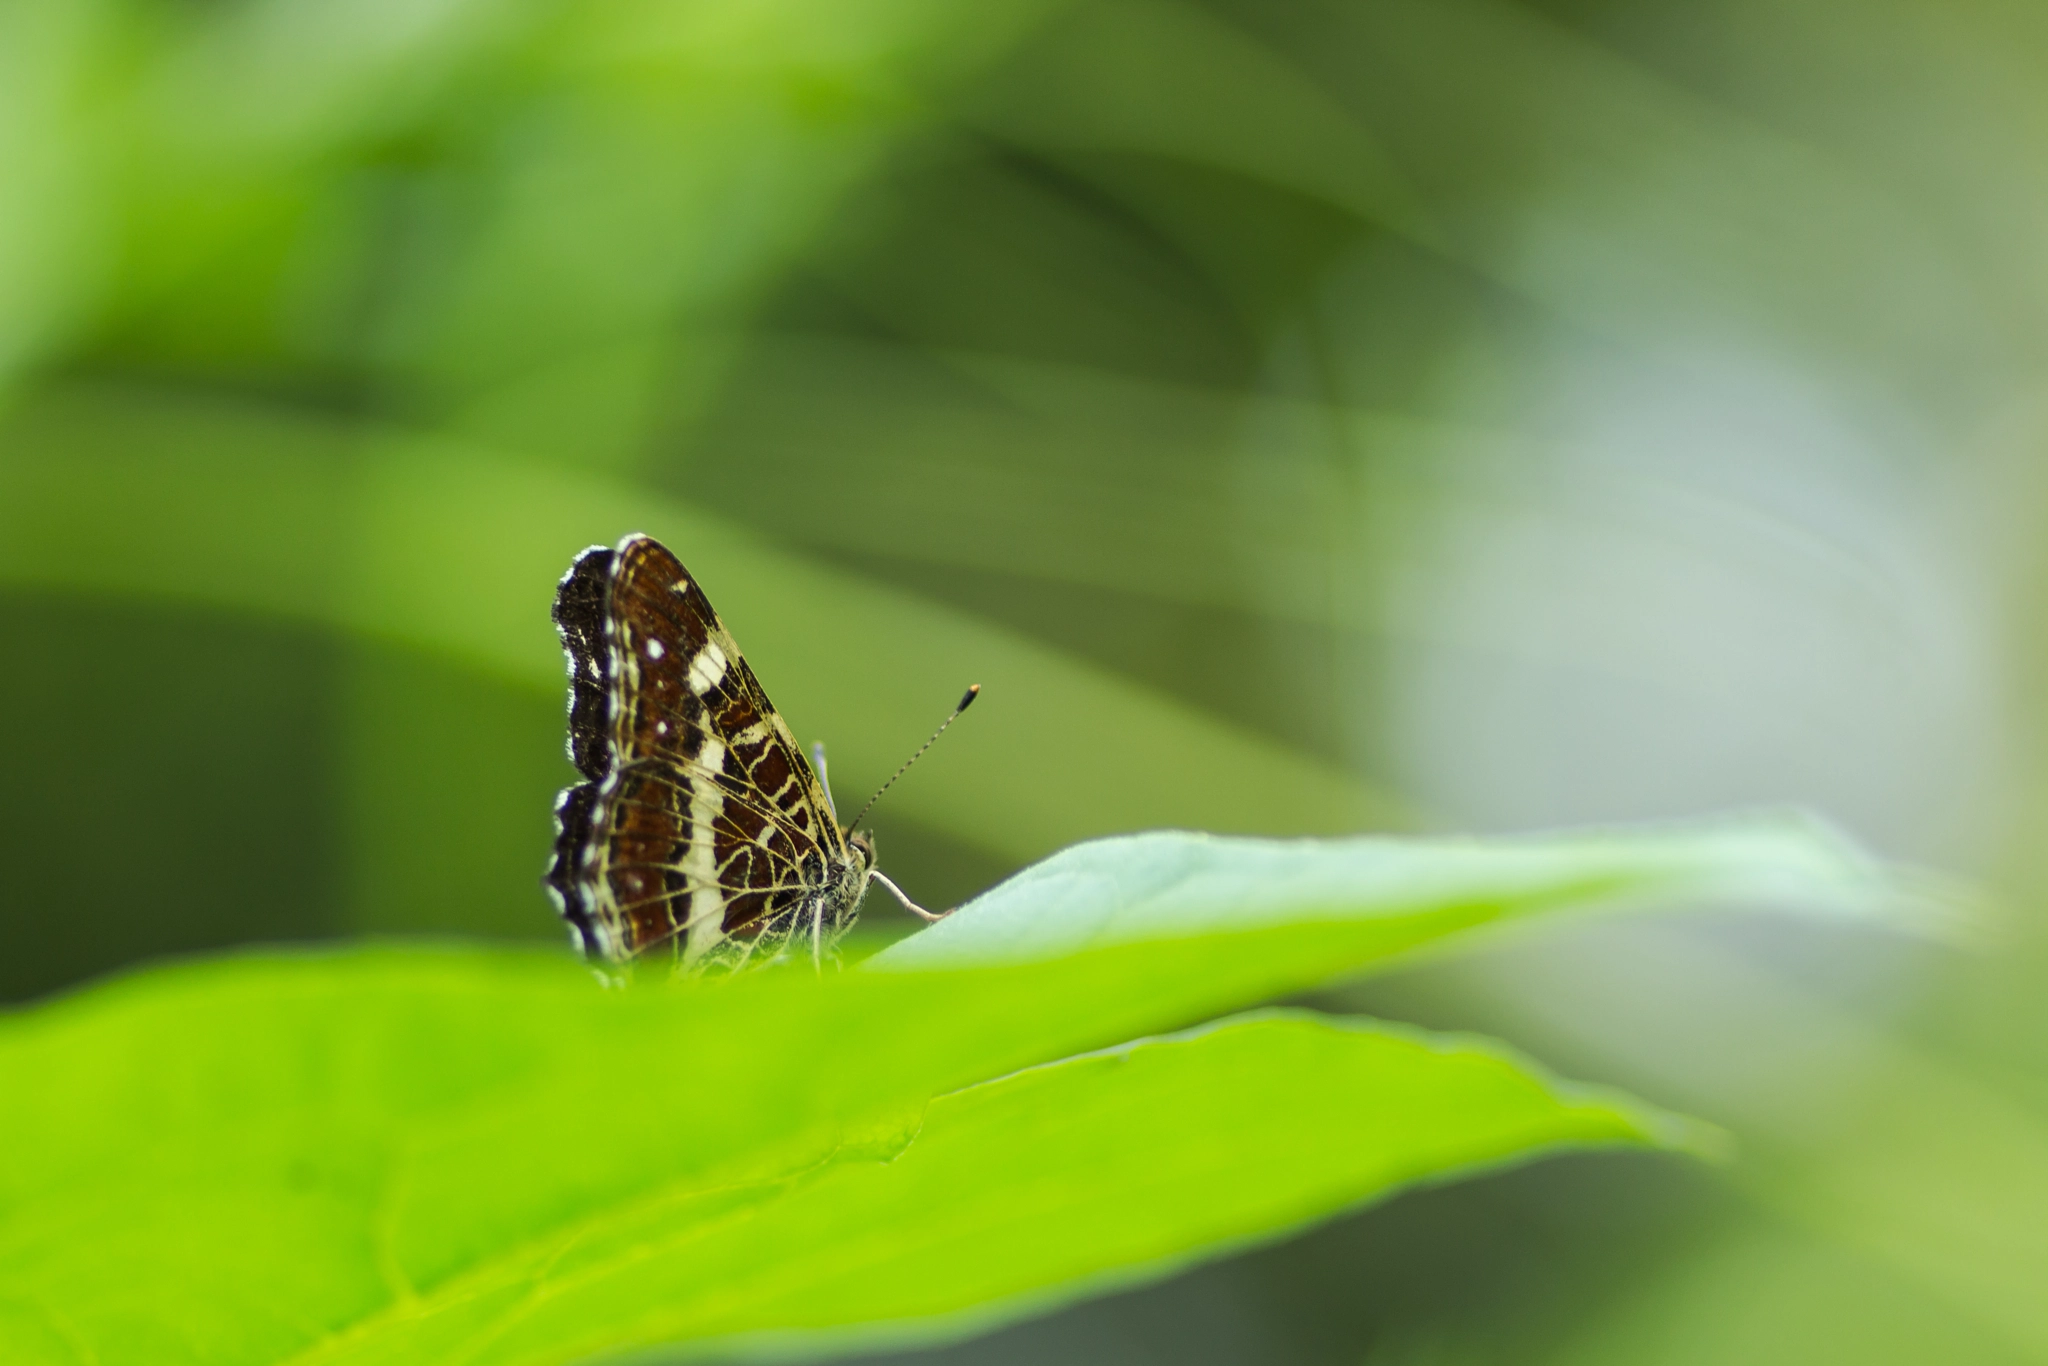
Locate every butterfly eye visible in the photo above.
<box><xmin>846</xmin><ymin>832</ymin><xmax>875</xmax><ymax>868</ymax></box>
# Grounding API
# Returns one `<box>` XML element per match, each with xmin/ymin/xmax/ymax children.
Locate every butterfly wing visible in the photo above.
<box><xmin>546</xmin><ymin>535</ymin><xmax>849</xmax><ymax>971</ymax></box>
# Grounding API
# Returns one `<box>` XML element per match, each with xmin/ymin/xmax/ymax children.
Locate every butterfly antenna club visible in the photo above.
<box><xmin>849</xmin><ymin>684</ymin><xmax>980</xmax><ymax>834</ymax></box>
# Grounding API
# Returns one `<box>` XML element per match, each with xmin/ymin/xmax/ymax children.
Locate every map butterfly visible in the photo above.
<box><xmin>545</xmin><ymin>533</ymin><xmax>975</xmax><ymax>974</ymax></box>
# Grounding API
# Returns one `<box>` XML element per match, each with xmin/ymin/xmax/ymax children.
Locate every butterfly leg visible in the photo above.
<box><xmin>870</xmin><ymin>871</ymin><xmax>949</xmax><ymax>923</ymax></box>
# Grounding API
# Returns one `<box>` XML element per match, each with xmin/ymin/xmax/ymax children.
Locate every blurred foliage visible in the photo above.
<box><xmin>2</xmin><ymin>0</ymin><xmax>2047</xmax><ymax>1362</ymax></box>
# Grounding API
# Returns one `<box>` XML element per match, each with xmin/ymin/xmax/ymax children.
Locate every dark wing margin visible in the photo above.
<box><xmin>546</xmin><ymin>783</ymin><xmax>604</xmax><ymax>957</ymax></box>
<box><xmin>546</xmin><ymin>544</ymin><xmax>617</xmax><ymax>957</ymax></box>
<box><xmin>554</xmin><ymin>545</ymin><xmax>615</xmax><ymax>781</ymax></box>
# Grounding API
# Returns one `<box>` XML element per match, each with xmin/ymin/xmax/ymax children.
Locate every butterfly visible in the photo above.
<box><xmin>544</xmin><ymin>533</ymin><xmax>973</xmax><ymax>974</ymax></box>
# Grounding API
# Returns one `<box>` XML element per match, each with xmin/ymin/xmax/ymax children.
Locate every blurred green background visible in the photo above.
<box><xmin>3</xmin><ymin>0</ymin><xmax>2046</xmax><ymax>1361</ymax></box>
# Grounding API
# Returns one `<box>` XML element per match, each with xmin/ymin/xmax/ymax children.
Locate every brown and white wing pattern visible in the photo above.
<box><xmin>544</xmin><ymin>534</ymin><xmax>872</xmax><ymax>974</ymax></box>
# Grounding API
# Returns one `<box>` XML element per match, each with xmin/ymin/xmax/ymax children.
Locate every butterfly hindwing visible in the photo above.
<box><xmin>546</xmin><ymin>535</ymin><xmax>865</xmax><ymax>974</ymax></box>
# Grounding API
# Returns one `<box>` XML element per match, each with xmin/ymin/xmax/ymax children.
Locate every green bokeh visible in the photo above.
<box><xmin>2</xmin><ymin>0</ymin><xmax>2045</xmax><ymax>1362</ymax></box>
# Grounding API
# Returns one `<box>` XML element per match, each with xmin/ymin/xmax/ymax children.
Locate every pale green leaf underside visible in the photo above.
<box><xmin>873</xmin><ymin>811</ymin><xmax>1941</xmax><ymax>969</ymax></box>
<box><xmin>0</xmin><ymin>816</ymin><xmax>1911</xmax><ymax>1366</ymax></box>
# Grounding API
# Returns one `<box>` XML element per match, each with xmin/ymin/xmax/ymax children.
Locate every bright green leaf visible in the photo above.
<box><xmin>297</xmin><ymin>1014</ymin><xmax>1704</xmax><ymax>1365</ymax></box>
<box><xmin>0</xmin><ymin>814</ymin><xmax>1918</xmax><ymax>1365</ymax></box>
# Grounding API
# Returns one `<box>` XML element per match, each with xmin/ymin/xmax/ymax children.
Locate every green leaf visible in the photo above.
<box><xmin>301</xmin><ymin>1014</ymin><xmax>1704</xmax><ymax>1365</ymax></box>
<box><xmin>876</xmin><ymin>810</ymin><xmax>1945</xmax><ymax>969</ymax></box>
<box><xmin>0</xmin><ymin>815</ymin><xmax>1912</xmax><ymax>1366</ymax></box>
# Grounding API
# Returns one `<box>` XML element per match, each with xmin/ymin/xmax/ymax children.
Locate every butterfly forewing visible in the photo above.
<box><xmin>545</xmin><ymin>535</ymin><xmax>864</xmax><ymax>974</ymax></box>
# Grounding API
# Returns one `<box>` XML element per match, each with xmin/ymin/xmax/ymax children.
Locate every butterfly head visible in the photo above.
<box><xmin>846</xmin><ymin>829</ymin><xmax>877</xmax><ymax>874</ymax></box>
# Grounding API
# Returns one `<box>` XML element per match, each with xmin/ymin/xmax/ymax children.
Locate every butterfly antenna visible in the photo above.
<box><xmin>849</xmin><ymin>685</ymin><xmax>980</xmax><ymax>834</ymax></box>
